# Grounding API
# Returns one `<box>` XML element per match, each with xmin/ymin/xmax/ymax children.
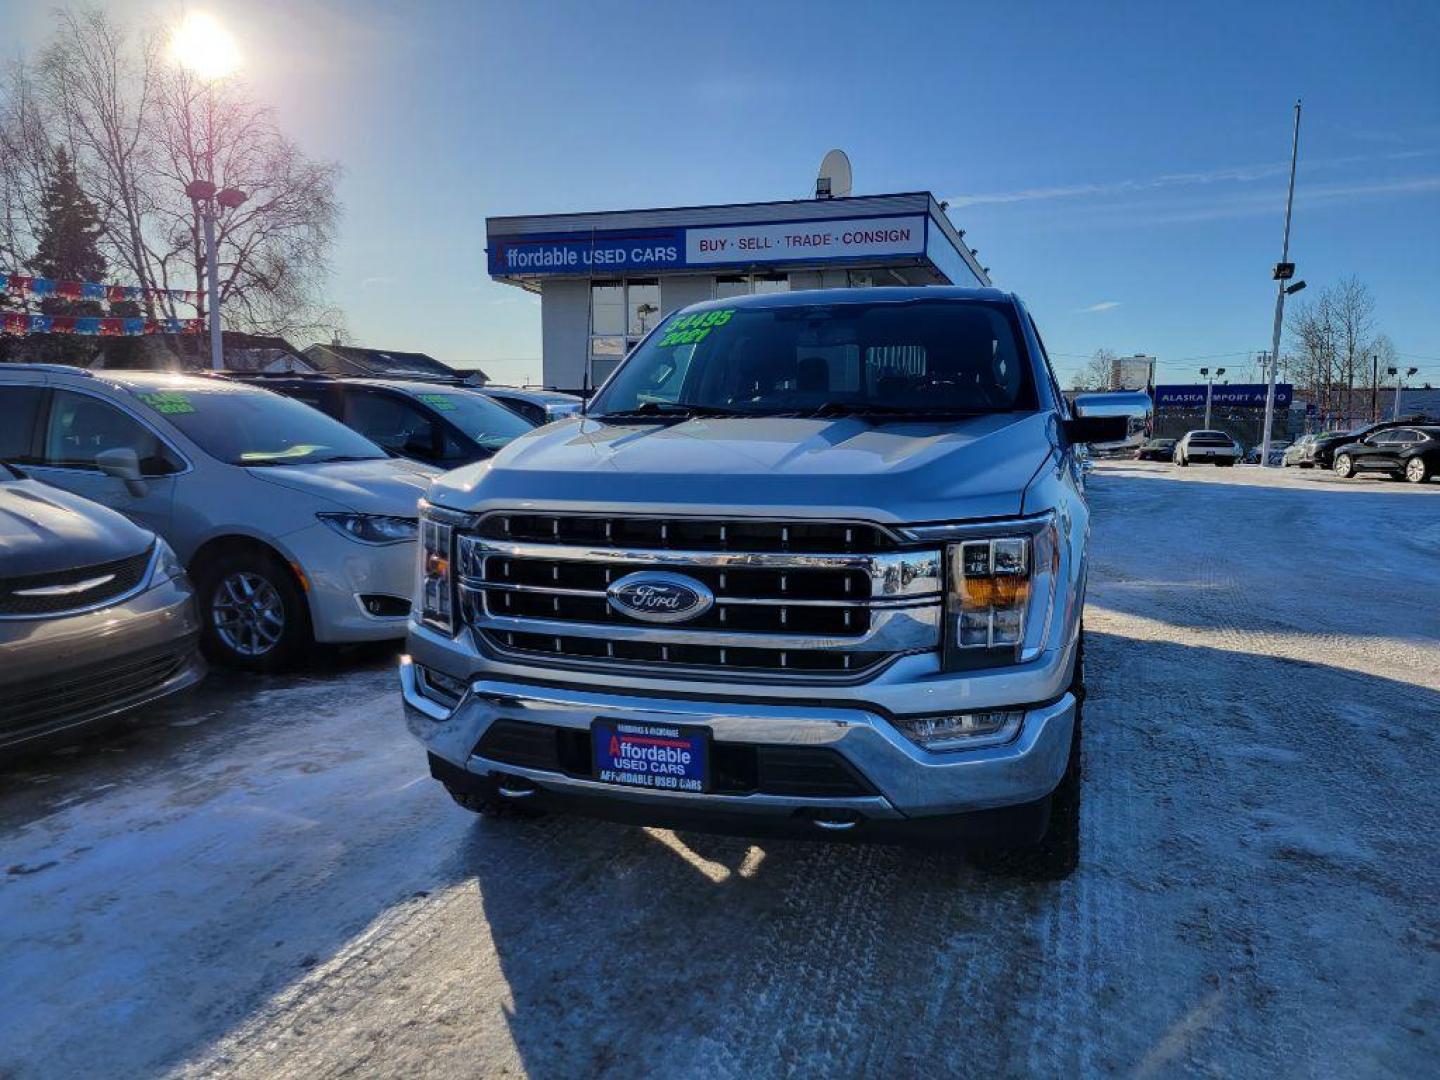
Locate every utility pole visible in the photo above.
<box><xmin>1260</xmin><ymin>100</ymin><xmax>1303</xmax><ymax>467</ymax></box>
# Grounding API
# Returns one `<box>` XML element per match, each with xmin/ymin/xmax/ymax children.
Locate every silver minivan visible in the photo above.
<box><xmin>0</xmin><ymin>365</ymin><xmax>439</xmax><ymax>669</ymax></box>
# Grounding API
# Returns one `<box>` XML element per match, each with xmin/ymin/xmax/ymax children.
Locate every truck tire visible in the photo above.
<box><xmin>967</xmin><ymin>633</ymin><xmax>1084</xmax><ymax>877</ymax></box>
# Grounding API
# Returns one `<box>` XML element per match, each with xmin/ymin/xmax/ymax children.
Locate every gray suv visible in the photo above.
<box><xmin>0</xmin><ymin>462</ymin><xmax>203</xmax><ymax>750</ymax></box>
<box><xmin>400</xmin><ymin>287</ymin><xmax>1127</xmax><ymax>849</ymax></box>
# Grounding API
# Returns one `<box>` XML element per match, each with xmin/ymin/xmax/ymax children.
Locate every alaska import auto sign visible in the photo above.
<box><xmin>487</xmin><ymin>215</ymin><xmax>927</xmax><ymax>276</ymax></box>
<box><xmin>1155</xmin><ymin>384</ymin><xmax>1293</xmax><ymax>409</ymax></box>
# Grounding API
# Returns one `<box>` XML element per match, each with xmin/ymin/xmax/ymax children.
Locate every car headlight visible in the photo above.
<box><xmin>941</xmin><ymin>514</ymin><xmax>1061</xmax><ymax>672</ymax></box>
<box><xmin>316</xmin><ymin>513</ymin><xmax>419</xmax><ymax>545</ymax></box>
<box><xmin>150</xmin><ymin>537</ymin><xmax>186</xmax><ymax>584</ymax></box>
<box><xmin>417</xmin><ymin>502</ymin><xmax>457</xmax><ymax>634</ymax></box>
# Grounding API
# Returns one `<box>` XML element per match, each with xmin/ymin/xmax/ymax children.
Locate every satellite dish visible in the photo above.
<box><xmin>816</xmin><ymin>149</ymin><xmax>852</xmax><ymax>200</ymax></box>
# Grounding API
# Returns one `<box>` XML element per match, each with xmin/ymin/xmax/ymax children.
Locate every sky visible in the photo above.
<box><xmin>5</xmin><ymin>0</ymin><xmax>1439</xmax><ymax>388</ymax></box>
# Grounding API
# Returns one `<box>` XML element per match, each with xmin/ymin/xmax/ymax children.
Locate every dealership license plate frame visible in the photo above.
<box><xmin>591</xmin><ymin>717</ymin><xmax>711</xmax><ymax>794</ymax></box>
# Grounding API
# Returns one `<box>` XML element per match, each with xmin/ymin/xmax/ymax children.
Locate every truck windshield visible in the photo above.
<box><xmin>592</xmin><ymin>298</ymin><xmax>1038</xmax><ymax>418</ymax></box>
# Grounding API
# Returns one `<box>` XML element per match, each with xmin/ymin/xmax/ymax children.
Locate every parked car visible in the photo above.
<box><xmin>473</xmin><ymin>385</ymin><xmax>584</xmax><ymax>425</ymax></box>
<box><xmin>1243</xmin><ymin>439</ymin><xmax>1290</xmax><ymax>465</ymax></box>
<box><xmin>1290</xmin><ymin>421</ymin><xmax>1413</xmax><ymax>469</ymax></box>
<box><xmin>401</xmin><ymin>286</ymin><xmax>1131</xmax><ymax>851</ymax></box>
<box><xmin>1134</xmin><ymin>438</ymin><xmax>1176</xmax><ymax>462</ymax></box>
<box><xmin>1332</xmin><ymin>426</ymin><xmax>1440</xmax><ymax>484</ymax></box>
<box><xmin>0</xmin><ymin>365</ymin><xmax>439</xmax><ymax>670</ymax></box>
<box><xmin>1173</xmin><ymin>430</ymin><xmax>1240</xmax><ymax>466</ymax></box>
<box><xmin>0</xmin><ymin>461</ymin><xmax>204</xmax><ymax>750</ymax></box>
<box><xmin>223</xmin><ymin>374</ymin><xmax>537</xmax><ymax>468</ymax></box>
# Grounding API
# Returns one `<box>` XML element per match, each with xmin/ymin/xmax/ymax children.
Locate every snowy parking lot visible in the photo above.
<box><xmin>2</xmin><ymin>460</ymin><xmax>1437</xmax><ymax>1078</ymax></box>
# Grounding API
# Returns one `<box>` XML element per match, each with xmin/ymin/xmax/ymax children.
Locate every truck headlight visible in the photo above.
<box><xmin>942</xmin><ymin>515</ymin><xmax>1060</xmax><ymax>671</ymax></box>
<box><xmin>417</xmin><ymin>505</ymin><xmax>456</xmax><ymax>634</ymax></box>
<box><xmin>317</xmin><ymin>513</ymin><xmax>419</xmax><ymax>545</ymax></box>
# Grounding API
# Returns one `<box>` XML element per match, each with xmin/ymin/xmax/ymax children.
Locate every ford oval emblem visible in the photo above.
<box><xmin>607</xmin><ymin>571</ymin><xmax>715</xmax><ymax>624</ymax></box>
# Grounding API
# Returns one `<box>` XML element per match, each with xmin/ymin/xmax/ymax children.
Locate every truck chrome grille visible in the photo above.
<box><xmin>458</xmin><ymin>514</ymin><xmax>942</xmax><ymax>681</ymax></box>
<box><xmin>478</xmin><ymin>513</ymin><xmax>899</xmax><ymax>554</ymax></box>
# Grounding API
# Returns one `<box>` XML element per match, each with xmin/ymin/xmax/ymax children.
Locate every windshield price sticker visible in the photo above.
<box><xmin>657</xmin><ymin>309</ymin><xmax>733</xmax><ymax>348</ymax></box>
<box><xmin>418</xmin><ymin>393</ymin><xmax>457</xmax><ymax>411</ymax></box>
<box><xmin>136</xmin><ymin>390</ymin><xmax>196</xmax><ymax>415</ymax></box>
<box><xmin>592</xmin><ymin>719</ymin><xmax>708</xmax><ymax>792</ymax></box>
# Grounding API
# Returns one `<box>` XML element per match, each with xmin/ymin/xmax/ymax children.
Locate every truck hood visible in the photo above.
<box><xmin>0</xmin><ymin>478</ymin><xmax>153</xmax><ymax>578</ymax></box>
<box><xmin>246</xmin><ymin>458</ymin><xmax>439</xmax><ymax>515</ymax></box>
<box><xmin>426</xmin><ymin>413</ymin><xmax>1056</xmax><ymax>524</ymax></box>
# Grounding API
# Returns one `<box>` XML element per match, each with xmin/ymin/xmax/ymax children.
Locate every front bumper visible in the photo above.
<box><xmin>400</xmin><ymin>656</ymin><xmax>1076</xmax><ymax>823</ymax></box>
<box><xmin>0</xmin><ymin>574</ymin><xmax>205</xmax><ymax>750</ymax></box>
<box><xmin>283</xmin><ymin>524</ymin><xmax>416</xmax><ymax>643</ymax></box>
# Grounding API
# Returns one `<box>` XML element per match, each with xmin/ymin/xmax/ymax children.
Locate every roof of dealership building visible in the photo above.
<box><xmin>486</xmin><ymin>191</ymin><xmax>990</xmax><ymax>288</ymax></box>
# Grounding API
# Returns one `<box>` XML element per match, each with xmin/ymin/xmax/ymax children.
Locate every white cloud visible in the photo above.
<box><xmin>946</xmin><ymin>150</ymin><xmax>1440</xmax><ymax>210</ymax></box>
<box><xmin>1078</xmin><ymin>301</ymin><xmax>1122</xmax><ymax>313</ymax></box>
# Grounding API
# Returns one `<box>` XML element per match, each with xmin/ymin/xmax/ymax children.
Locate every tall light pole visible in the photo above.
<box><xmin>1390</xmin><ymin>366</ymin><xmax>1418</xmax><ymax>419</ymax></box>
<box><xmin>1260</xmin><ymin>100</ymin><xmax>1303</xmax><ymax>467</ymax></box>
<box><xmin>172</xmin><ymin>14</ymin><xmax>245</xmax><ymax>371</ymax></box>
<box><xmin>1201</xmin><ymin>366</ymin><xmax>1226</xmax><ymax>429</ymax></box>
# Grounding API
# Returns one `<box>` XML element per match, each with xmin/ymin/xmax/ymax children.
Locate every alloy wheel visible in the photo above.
<box><xmin>1334</xmin><ymin>454</ymin><xmax>1353</xmax><ymax>478</ymax></box>
<box><xmin>1407</xmin><ymin>458</ymin><xmax>1427</xmax><ymax>483</ymax></box>
<box><xmin>212</xmin><ymin>571</ymin><xmax>286</xmax><ymax>657</ymax></box>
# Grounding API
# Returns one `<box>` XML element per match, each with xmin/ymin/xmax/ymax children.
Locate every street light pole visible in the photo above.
<box><xmin>1201</xmin><ymin>366</ymin><xmax>1226</xmax><ymax>429</ymax></box>
<box><xmin>1391</xmin><ymin>366</ymin><xmax>1418</xmax><ymax>419</ymax></box>
<box><xmin>202</xmin><ymin>203</ymin><xmax>222</xmax><ymax>370</ymax></box>
<box><xmin>1260</xmin><ymin>100</ymin><xmax>1303</xmax><ymax>467</ymax></box>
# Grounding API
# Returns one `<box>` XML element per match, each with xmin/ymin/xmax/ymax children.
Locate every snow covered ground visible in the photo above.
<box><xmin>1</xmin><ymin>460</ymin><xmax>1436</xmax><ymax>1078</ymax></box>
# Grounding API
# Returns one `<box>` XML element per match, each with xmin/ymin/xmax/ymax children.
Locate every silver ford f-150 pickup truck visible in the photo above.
<box><xmin>400</xmin><ymin>287</ymin><xmax>1126</xmax><ymax>847</ymax></box>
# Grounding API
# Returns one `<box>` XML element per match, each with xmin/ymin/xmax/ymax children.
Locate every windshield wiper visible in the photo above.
<box><xmin>594</xmin><ymin>402</ymin><xmax>755</xmax><ymax>421</ymax></box>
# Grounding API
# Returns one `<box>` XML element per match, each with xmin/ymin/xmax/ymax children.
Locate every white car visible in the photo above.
<box><xmin>0</xmin><ymin>365</ymin><xmax>439</xmax><ymax>669</ymax></box>
<box><xmin>1173</xmin><ymin>429</ymin><xmax>1240</xmax><ymax>467</ymax></box>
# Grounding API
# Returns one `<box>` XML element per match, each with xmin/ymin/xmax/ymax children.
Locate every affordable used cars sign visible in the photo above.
<box><xmin>487</xmin><ymin>229</ymin><xmax>685</xmax><ymax>275</ymax></box>
<box><xmin>487</xmin><ymin>215</ymin><xmax>927</xmax><ymax>276</ymax></box>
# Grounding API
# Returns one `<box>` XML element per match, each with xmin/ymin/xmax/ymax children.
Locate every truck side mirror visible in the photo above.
<box><xmin>95</xmin><ymin>447</ymin><xmax>147</xmax><ymax>497</ymax></box>
<box><xmin>1063</xmin><ymin>416</ymin><xmax>1129</xmax><ymax>444</ymax></box>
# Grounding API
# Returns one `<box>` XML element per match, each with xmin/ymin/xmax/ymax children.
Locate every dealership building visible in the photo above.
<box><xmin>485</xmin><ymin>192</ymin><xmax>989</xmax><ymax>391</ymax></box>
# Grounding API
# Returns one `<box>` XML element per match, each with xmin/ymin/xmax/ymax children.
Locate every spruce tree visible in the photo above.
<box><xmin>33</xmin><ymin>147</ymin><xmax>107</xmax><ymax>317</ymax></box>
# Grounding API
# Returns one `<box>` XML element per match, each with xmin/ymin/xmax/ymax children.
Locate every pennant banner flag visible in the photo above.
<box><xmin>0</xmin><ymin>270</ymin><xmax>200</xmax><ymax>307</ymax></box>
<box><xmin>1</xmin><ymin>312</ymin><xmax>203</xmax><ymax>337</ymax></box>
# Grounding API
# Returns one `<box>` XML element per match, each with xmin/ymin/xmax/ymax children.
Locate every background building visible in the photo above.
<box><xmin>485</xmin><ymin>192</ymin><xmax>988</xmax><ymax>392</ymax></box>
<box><xmin>1110</xmin><ymin>354</ymin><xmax>1154</xmax><ymax>390</ymax></box>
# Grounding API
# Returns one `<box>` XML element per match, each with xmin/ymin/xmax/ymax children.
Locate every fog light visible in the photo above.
<box><xmin>894</xmin><ymin>710</ymin><xmax>1023</xmax><ymax>752</ymax></box>
<box><xmin>415</xmin><ymin>663</ymin><xmax>467</xmax><ymax>706</ymax></box>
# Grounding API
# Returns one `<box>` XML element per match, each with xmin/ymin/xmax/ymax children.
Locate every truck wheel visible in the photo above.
<box><xmin>967</xmin><ymin>633</ymin><xmax>1084</xmax><ymax>878</ymax></box>
<box><xmin>194</xmin><ymin>549</ymin><xmax>311</xmax><ymax>671</ymax></box>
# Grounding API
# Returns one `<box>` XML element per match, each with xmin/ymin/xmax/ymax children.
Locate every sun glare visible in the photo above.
<box><xmin>170</xmin><ymin>13</ymin><xmax>241</xmax><ymax>80</ymax></box>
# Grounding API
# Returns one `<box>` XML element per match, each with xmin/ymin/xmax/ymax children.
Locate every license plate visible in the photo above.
<box><xmin>591</xmin><ymin>718</ymin><xmax>709</xmax><ymax>793</ymax></box>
